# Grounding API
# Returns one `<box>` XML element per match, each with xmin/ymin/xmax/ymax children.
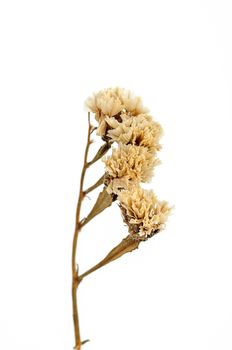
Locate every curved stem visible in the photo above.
<box><xmin>72</xmin><ymin>112</ymin><xmax>92</xmax><ymax>349</ymax></box>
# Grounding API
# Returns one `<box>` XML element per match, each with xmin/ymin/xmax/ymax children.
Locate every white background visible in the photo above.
<box><xmin>0</xmin><ymin>1</ymin><xmax>232</xmax><ymax>349</ymax></box>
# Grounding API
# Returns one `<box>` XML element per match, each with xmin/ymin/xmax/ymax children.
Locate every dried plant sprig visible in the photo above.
<box><xmin>71</xmin><ymin>88</ymin><xmax>171</xmax><ymax>349</ymax></box>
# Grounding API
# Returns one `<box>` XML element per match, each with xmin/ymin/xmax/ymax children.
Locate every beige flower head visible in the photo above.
<box><xmin>105</xmin><ymin>114</ymin><xmax>163</xmax><ymax>152</ymax></box>
<box><xmin>85</xmin><ymin>87</ymin><xmax>149</xmax><ymax>137</ymax></box>
<box><xmin>103</xmin><ymin>144</ymin><xmax>159</xmax><ymax>195</ymax></box>
<box><xmin>119</xmin><ymin>187</ymin><xmax>171</xmax><ymax>239</ymax></box>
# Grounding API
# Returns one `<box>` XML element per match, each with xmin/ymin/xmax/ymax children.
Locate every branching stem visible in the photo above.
<box><xmin>71</xmin><ymin>114</ymin><xmax>113</xmax><ymax>349</ymax></box>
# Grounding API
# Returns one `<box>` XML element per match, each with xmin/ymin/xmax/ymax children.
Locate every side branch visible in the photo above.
<box><xmin>83</xmin><ymin>174</ymin><xmax>105</xmax><ymax>196</ymax></box>
<box><xmin>79</xmin><ymin>235</ymin><xmax>141</xmax><ymax>281</ymax></box>
<box><xmin>80</xmin><ymin>188</ymin><xmax>113</xmax><ymax>228</ymax></box>
<box><xmin>87</xmin><ymin>142</ymin><xmax>112</xmax><ymax>167</ymax></box>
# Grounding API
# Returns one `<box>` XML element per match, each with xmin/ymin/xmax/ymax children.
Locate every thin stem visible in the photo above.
<box><xmin>72</xmin><ymin>281</ymin><xmax>80</xmax><ymax>349</ymax></box>
<box><xmin>71</xmin><ymin>112</ymin><xmax>92</xmax><ymax>349</ymax></box>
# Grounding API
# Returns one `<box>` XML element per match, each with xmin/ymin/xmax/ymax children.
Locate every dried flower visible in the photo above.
<box><xmin>119</xmin><ymin>187</ymin><xmax>171</xmax><ymax>239</ymax></box>
<box><xmin>85</xmin><ymin>87</ymin><xmax>148</xmax><ymax>137</ymax></box>
<box><xmin>103</xmin><ymin>144</ymin><xmax>159</xmax><ymax>194</ymax></box>
<box><xmin>105</xmin><ymin>113</ymin><xmax>163</xmax><ymax>152</ymax></box>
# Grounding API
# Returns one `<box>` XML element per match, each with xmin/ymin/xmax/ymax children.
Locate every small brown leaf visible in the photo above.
<box><xmin>82</xmin><ymin>188</ymin><xmax>113</xmax><ymax>227</ymax></box>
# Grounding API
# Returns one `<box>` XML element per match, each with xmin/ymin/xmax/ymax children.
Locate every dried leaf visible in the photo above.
<box><xmin>82</xmin><ymin>188</ymin><xmax>113</xmax><ymax>226</ymax></box>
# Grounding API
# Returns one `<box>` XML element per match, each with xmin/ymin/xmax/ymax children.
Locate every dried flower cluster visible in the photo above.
<box><xmin>103</xmin><ymin>144</ymin><xmax>158</xmax><ymax>195</ymax></box>
<box><xmin>119</xmin><ymin>187</ymin><xmax>171</xmax><ymax>239</ymax></box>
<box><xmin>105</xmin><ymin>113</ymin><xmax>163</xmax><ymax>152</ymax></box>
<box><xmin>86</xmin><ymin>87</ymin><xmax>171</xmax><ymax>240</ymax></box>
<box><xmin>85</xmin><ymin>87</ymin><xmax>149</xmax><ymax>137</ymax></box>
